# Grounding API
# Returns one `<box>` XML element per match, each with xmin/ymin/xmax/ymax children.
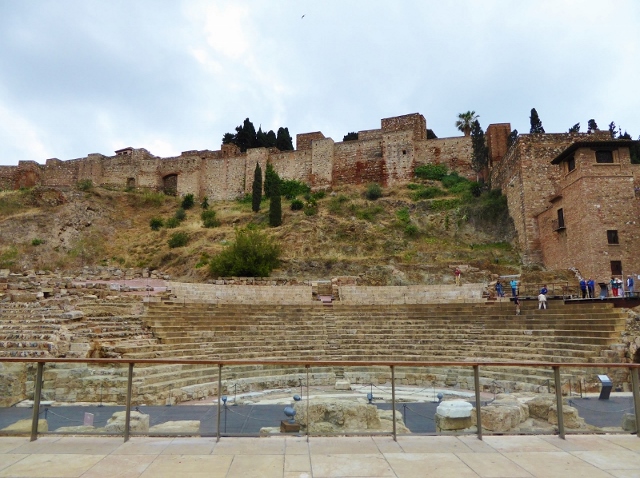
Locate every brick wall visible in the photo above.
<box><xmin>296</xmin><ymin>132</ymin><xmax>325</xmax><ymax>151</ymax></box>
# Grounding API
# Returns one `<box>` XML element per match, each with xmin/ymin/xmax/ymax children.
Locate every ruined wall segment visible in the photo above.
<box><xmin>416</xmin><ymin>136</ymin><xmax>473</xmax><ymax>180</ymax></box>
<box><xmin>296</xmin><ymin>132</ymin><xmax>325</xmax><ymax>151</ymax></box>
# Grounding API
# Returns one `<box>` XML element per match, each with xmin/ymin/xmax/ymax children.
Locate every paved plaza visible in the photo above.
<box><xmin>0</xmin><ymin>434</ymin><xmax>640</xmax><ymax>477</ymax></box>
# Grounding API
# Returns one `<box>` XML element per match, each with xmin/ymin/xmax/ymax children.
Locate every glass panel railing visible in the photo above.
<box><xmin>43</xmin><ymin>361</ymin><xmax>130</xmax><ymax>437</ymax></box>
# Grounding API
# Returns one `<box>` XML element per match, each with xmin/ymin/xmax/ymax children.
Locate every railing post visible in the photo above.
<box><xmin>391</xmin><ymin>365</ymin><xmax>397</xmax><ymax>441</ymax></box>
<box><xmin>473</xmin><ymin>365</ymin><xmax>482</xmax><ymax>440</ymax></box>
<box><xmin>124</xmin><ymin>362</ymin><xmax>134</xmax><ymax>442</ymax></box>
<box><xmin>306</xmin><ymin>365</ymin><xmax>310</xmax><ymax>443</ymax></box>
<box><xmin>217</xmin><ymin>364</ymin><xmax>222</xmax><ymax>442</ymax></box>
<box><xmin>553</xmin><ymin>366</ymin><xmax>565</xmax><ymax>439</ymax></box>
<box><xmin>30</xmin><ymin>362</ymin><xmax>44</xmax><ymax>442</ymax></box>
<box><xmin>631</xmin><ymin>367</ymin><xmax>640</xmax><ymax>438</ymax></box>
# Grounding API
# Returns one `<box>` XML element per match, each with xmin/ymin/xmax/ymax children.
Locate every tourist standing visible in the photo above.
<box><xmin>514</xmin><ymin>297</ymin><xmax>521</xmax><ymax>315</ymax></box>
<box><xmin>454</xmin><ymin>267</ymin><xmax>461</xmax><ymax>286</ymax></box>
<box><xmin>627</xmin><ymin>275</ymin><xmax>635</xmax><ymax>295</ymax></box>
<box><xmin>495</xmin><ymin>280</ymin><xmax>505</xmax><ymax>297</ymax></box>
<box><xmin>587</xmin><ymin>278</ymin><xmax>595</xmax><ymax>298</ymax></box>
<box><xmin>540</xmin><ymin>285</ymin><xmax>548</xmax><ymax>296</ymax></box>
<box><xmin>610</xmin><ymin>277</ymin><xmax>617</xmax><ymax>297</ymax></box>
<box><xmin>579</xmin><ymin>278</ymin><xmax>587</xmax><ymax>298</ymax></box>
<box><xmin>538</xmin><ymin>292</ymin><xmax>547</xmax><ymax>309</ymax></box>
<box><xmin>510</xmin><ymin>279</ymin><xmax>518</xmax><ymax>297</ymax></box>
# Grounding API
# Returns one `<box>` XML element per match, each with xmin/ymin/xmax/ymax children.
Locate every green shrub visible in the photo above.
<box><xmin>411</xmin><ymin>187</ymin><xmax>445</xmax><ymax>201</ymax></box>
<box><xmin>31</xmin><ymin>238</ymin><xmax>44</xmax><ymax>246</ymax></box>
<box><xmin>174</xmin><ymin>208</ymin><xmax>186</xmax><ymax>222</ymax></box>
<box><xmin>430</xmin><ymin>198</ymin><xmax>461</xmax><ymax>211</ymax></box>
<box><xmin>280</xmin><ymin>180</ymin><xmax>311</xmax><ymax>199</ymax></box>
<box><xmin>303</xmin><ymin>197</ymin><xmax>318</xmax><ymax>216</ymax></box>
<box><xmin>404</xmin><ymin>224</ymin><xmax>419</xmax><ymax>237</ymax></box>
<box><xmin>0</xmin><ymin>246</ymin><xmax>18</xmax><ymax>269</ymax></box>
<box><xmin>311</xmin><ymin>190</ymin><xmax>326</xmax><ymax>200</ymax></box>
<box><xmin>201</xmin><ymin>196</ymin><xmax>209</xmax><ymax>209</ymax></box>
<box><xmin>415</xmin><ymin>164</ymin><xmax>447</xmax><ymax>180</ymax></box>
<box><xmin>395</xmin><ymin>207</ymin><xmax>410</xmax><ymax>224</ymax></box>
<box><xmin>168</xmin><ymin>232</ymin><xmax>189</xmax><ymax>248</ymax></box>
<box><xmin>201</xmin><ymin>209</ymin><xmax>220</xmax><ymax>228</ymax></box>
<box><xmin>165</xmin><ymin>217</ymin><xmax>180</xmax><ymax>228</ymax></box>
<box><xmin>441</xmin><ymin>172</ymin><xmax>467</xmax><ymax>189</ymax></box>
<box><xmin>327</xmin><ymin>194</ymin><xmax>349</xmax><ymax>214</ymax></box>
<box><xmin>365</xmin><ymin>183</ymin><xmax>382</xmax><ymax>200</ymax></box>
<box><xmin>236</xmin><ymin>193</ymin><xmax>252</xmax><ymax>204</ymax></box>
<box><xmin>149</xmin><ymin>217</ymin><xmax>164</xmax><ymax>231</ymax></box>
<box><xmin>406</xmin><ymin>183</ymin><xmax>422</xmax><ymax>190</ymax></box>
<box><xmin>354</xmin><ymin>205</ymin><xmax>383</xmax><ymax>221</ymax></box>
<box><xmin>209</xmin><ymin>227</ymin><xmax>281</xmax><ymax>277</ymax></box>
<box><xmin>131</xmin><ymin>191</ymin><xmax>166</xmax><ymax>208</ymax></box>
<box><xmin>76</xmin><ymin>179</ymin><xmax>93</xmax><ymax>191</ymax></box>
<box><xmin>181</xmin><ymin>194</ymin><xmax>195</xmax><ymax>210</ymax></box>
<box><xmin>290</xmin><ymin>199</ymin><xmax>304</xmax><ymax>211</ymax></box>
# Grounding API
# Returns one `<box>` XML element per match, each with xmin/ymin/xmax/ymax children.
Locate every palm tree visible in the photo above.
<box><xmin>455</xmin><ymin>111</ymin><xmax>479</xmax><ymax>137</ymax></box>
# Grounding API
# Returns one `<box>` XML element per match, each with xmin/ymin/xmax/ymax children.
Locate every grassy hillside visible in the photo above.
<box><xmin>0</xmin><ymin>176</ymin><xmax>567</xmax><ymax>285</ymax></box>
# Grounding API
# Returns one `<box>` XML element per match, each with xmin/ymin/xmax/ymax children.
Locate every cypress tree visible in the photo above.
<box><xmin>276</xmin><ymin>127</ymin><xmax>294</xmax><ymax>151</ymax></box>
<box><xmin>529</xmin><ymin>108</ymin><xmax>545</xmax><ymax>134</ymax></box>
<box><xmin>252</xmin><ymin>163</ymin><xmax>262</xmax><ymax>212</ymax></box>
<box><xmin>269</xmin><ymin>176</ymin><xmax>282</xmax><ymax>227</ymax></box>
<box><xmin>264</xmin><ymin>162</ymin><xmax>279</xmax><ymax>199</ymax></box>
<box><xmin>470</xmin><ymin>120</ymin><xmax>488</xmax><ymax>177</ymax></box>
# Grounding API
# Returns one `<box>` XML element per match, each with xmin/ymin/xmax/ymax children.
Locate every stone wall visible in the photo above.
<box><xmin>490</xmin><ymin>131</ymin><xmax>611</xmax><ymax>264</ymax></box>
<box><xmin>537</xmin><ymin>145</ymin><xmax>640</xmax><ymax>280</ymax></box>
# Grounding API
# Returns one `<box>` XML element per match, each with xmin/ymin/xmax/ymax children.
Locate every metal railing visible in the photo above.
<box><xmin>1</xmin><ymin>357</ymin><xmax>639</xmax><ymax>443</ymax></box>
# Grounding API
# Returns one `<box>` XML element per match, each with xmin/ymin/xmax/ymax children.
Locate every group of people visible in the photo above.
<box><xmin>579</xmin><ymin>276</ymin><xmax>635</xmax><ymax>298</ymax></box>
<box><xmin>578</xmin><ymin>278</ymin><xmax>596</xmax><ymax>298</ymax></box>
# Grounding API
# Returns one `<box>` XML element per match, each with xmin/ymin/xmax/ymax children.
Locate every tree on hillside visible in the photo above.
<box><xmin>529</xmin><ymin>108</ymin><xmax>545</xmax><ymax>134</ymax></box>
<box><xmin>587</xmin><ymin>119</ymin><xmax>598</xmax><ymax>133</ymax></box>
<box><xmin>343</xmin><ymin>132</ymin><xmax>358</xmax><ymax>141</ymax></box>
<box><xmin>256</xmin><ymin>126</ymin><xmax>276</xmax><ymax>148</ymax></box>
<box><xmin>568</xmin><ymin>123</ymin><xmax>580</xmax><ymax>133</ymax></box>
<box><xmin>209</xmin><ymin>227</ymin><xmax>281</xmax><ymax>277</ymax></box>
<box><xmin>269</xmin><ymin>176</ymin><xmax>282</xmax><ymax>227</ymax></box>
<box><xmin>222</xmin><ymin>132</ymin><xmax>236</xmax><ymax>144</ymax></box>
<box><xmin>455</xmin><ymin>111</ymin><xmax>479</xmax><ymax>136</ymax></box>
<box><xmin>507</xmin><ymin>129</ymin><xmax>519</xmax><ymax>148</ymax></box>
<box><xmin>470</xmin><ymin>120</ymin><xmax>488</xmax><ymax>179</ymax></box>
<box><xmin>234</xmin><ymin>118</ymin><xmax>257</xmax><ymax>152</ymax></box>
<box><xmin>264</xmin><ymin>162</ymin><xmax>279</xmax><ymax>199</ymax></box>
<box><xmin>276</xmin><ymin>127</ymin><xmax>294</xmax><ymax>151</ymax></box>
<box><xmin>608</xmin><ymin>121</ymin><xmax>617</xmax><ymax>139</ymax></box>
<box><xmin>252</xmin><ymin>163</ymin><xmax>262</xmax><ymax>212</ymax></box>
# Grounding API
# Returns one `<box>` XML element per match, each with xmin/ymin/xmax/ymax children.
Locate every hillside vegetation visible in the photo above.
<box><xmin>0</xmin><ymin>173</ymin><xmax>566</xmax><ymax>285</ymax></box>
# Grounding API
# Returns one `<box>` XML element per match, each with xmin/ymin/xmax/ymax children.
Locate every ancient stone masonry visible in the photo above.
<box><xmin>0</xmin><ymin>113</ymin><xmax>471</xmax><ymax>200</ymax></box>
<box><xmin>1</xmin><ymin>112</ymin><xmax>638</xmax><ymax>276</ymax></box>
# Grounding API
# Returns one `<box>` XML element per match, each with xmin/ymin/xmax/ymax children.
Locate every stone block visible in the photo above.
<box><xmin>548</xmin><ymin>404</ymin><xmax>585</xmax><ymax>429</ymax></box>
<box><xmin>436</xmin><ymin>400</ymin><xmax>472</xmax><ymax>418</ymax></box>
<box><xmin>335</xmin><ymin>380</ymin><xmax>351</xmax><ymax>391</ymax></box>
<box><xmin>104</xmin><ymin>410</ymin><xmax>149</xmax><ymax>433</ymax></box>
<box><xmin>149</xmin><ymin>420</ymin><xmax>200</xmax><ymax>435</ymax></box>
<box><xmin>621</xmin><ymin>413</ymin><xmax>637</xmax><ymax>432</ymax></box>
<box><xmin>3</xmin><ymin>419</ymin><xmax>48</xmax><ymax>433</ymax></box>
<box><xmin>435</xmin><ymin>414</ymin><xmax>473</xmax><ymax>432</ymax></box>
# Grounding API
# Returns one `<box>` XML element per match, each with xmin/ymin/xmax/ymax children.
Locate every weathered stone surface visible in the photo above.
<box><xmin>378</xmin><ymin>409</ymin><xmax>410</xmax><ymax>434</ymax></box>
<box><xmin>526</xmin><ymin>395</ymin><xmax>556</xmax><ymax>420</ymax></box>
<box><xmin>548</xmin><ymin>404</ymin><xmax>586</xmax><ymax>429</ymax></box>
<box><xmin>293</xmin><ymin>399</ymin><xmax>408</xmax><ymax>433</ymax></box>
<box><xmin>55</xmin><ymin>425</ymin><xmax>96</xmax><ymax>433</ymax></box>
<box><xmin>104</xmin><ymin>410</ymin><xmax>149</xmax><ymax>433</ymax></box>
<box><xmin>149</xmin><ymin>420</ymin><xmax>200</xmax><ymax>435</ymax></box>
<box><xmin>473</xmin><ymin>396</ymin><xmax>528</xmax><ymax>433</ymax></box>
<box><xmin>3</xmin><ymin>419</ymin><xmax>48</xmax><ymax>433</ymax></box>
<box><xmin>437</xmin><ymin>400</ymin><xmax>472</xmax><ymax>418</ymax></box>
<box><xmin>621</xmin><ymin>413</ymin><xmax>637</xmax><ymax>432</ymax></box>
<box><xmin>435</xmin><ymin>414</ymin><xmax>473</xmax><ymax>432</ymax></box>
<box><xmin>335</xmin><ymin>380</ymin><xmax>351</xmax><ymax>391</ymax></box>
<box><xmin>61</xmin><ymin>310</ymin><xmax>84</xmax><ymax>320</ymax></box>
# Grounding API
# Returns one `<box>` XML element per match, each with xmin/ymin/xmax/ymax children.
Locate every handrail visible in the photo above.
<box><xmin>0</xmin><ymin>357</ymin><xmax>638</xmax><ymax>443</ymax></box>
<box><xmin>1</xmin><ymin>357</ymin><xmax>638</xmax><ymax>368</ymax></box>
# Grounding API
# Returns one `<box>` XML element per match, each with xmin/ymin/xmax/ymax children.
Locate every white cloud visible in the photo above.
<box><xmin>0</xmin><ymin>102</ymin><xmax>48</xmax><ymax>164</ymax></box>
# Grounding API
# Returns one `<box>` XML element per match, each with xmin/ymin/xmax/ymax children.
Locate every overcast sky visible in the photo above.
<box><xmin>1</xmin><ymin>0</ymin><xmax>638</xmax><ymax>166</ymax></box>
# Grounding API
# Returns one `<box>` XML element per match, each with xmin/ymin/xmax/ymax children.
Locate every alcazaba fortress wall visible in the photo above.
<box><xmin>0</xmin><ymin>112</ymin><xmax>638</xmax><ymax>281</ymax></box>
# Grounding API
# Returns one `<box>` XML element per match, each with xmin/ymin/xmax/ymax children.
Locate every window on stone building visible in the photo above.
<box><xmin>557</xmin><ymin>208</ymin><xmax>565</xmax><ymax>229</ymax></box>
<box><xmin>610</xmin><ymin>261</ymin><xmax>622</xmax><ymax>276</ymax></box>
<box><xmin>607</xmin><ymin>230</ymin><xmax>619</xmax><ymax>245</ymax></box>
<box><xmin>595</xmin><ymin>150</ymin><xmax>614</xmax><ymax>163</ymax></box>
<box><xmin>567</xmin><ymin>156</ymin><xmax>575</xmax><ymax>172</ymax></box>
